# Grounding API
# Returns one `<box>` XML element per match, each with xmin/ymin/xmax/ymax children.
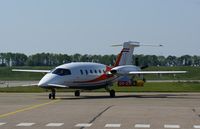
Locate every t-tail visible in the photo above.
<box><xmin>113</xmin><ymin>41</ymin><xmax>140</xmax><ymax>66</ymax></box>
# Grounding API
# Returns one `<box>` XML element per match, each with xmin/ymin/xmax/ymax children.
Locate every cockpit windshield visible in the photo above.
<box><xmin>52</xmin><ymin>68</ymin><xmax>71</xmax><ymax>76</ymax></box>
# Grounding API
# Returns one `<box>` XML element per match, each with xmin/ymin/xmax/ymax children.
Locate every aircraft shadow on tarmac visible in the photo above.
<box><xmin>41</xmin><ymin>93</ymin><xmax>200</xmax><ymax>100</ymax></box>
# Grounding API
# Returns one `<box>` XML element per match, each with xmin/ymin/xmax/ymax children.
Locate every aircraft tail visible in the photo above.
<box><xmin>114</xmin><ymin>41</ymin><xmax>140</xmax><ymax>66</ymax></box>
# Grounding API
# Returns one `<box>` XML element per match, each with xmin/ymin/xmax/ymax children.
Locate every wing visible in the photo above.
<box><xmin>22</xmin><ymin>83</ymin><xmax>39</xmax><ymax>86</ymax></box>
<box><xmin>129</xmin><ymin>71</ymin><xmax>187</xmax><ymax>75</ymax></box>
<box><xmin>48</xmin><ymin>84</ymin><xmax>69</xmax><ymax>88</ymax></box>
<box><xmin>12</xmin><ymin>69</ymin><xmax>51</xmax><ymax>73</ymax></box>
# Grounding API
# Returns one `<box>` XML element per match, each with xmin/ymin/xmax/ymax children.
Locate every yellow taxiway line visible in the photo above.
<box><xmin>0</xmin><ymin>99</ymin><xmax>61</xmax><ymax>118</ymax></box>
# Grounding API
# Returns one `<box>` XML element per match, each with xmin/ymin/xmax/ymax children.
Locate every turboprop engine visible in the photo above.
<box><xmin>110</xmin><ymin>65</ymin><xmax>141</xmax><ymax>75</ymax></box>
<box><xmin>110</xmin><ymin>65</ymin><xmax>144</xmax><ymax>87</ymax></box>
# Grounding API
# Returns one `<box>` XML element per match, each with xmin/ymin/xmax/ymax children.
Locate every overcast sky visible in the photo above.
<box><xmin>0</xmin><ymin>0</ymin><xmax>199</xmax><ymax>56</ymax></box>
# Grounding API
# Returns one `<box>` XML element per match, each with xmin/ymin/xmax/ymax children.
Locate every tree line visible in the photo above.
<box><xmin>0</xmin><ymin>52</ymin><xmax>200</xmax><ymax>67</ymax></box>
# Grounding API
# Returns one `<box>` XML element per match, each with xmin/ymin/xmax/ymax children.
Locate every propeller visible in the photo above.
<box><xmin>134</xmin><ymin>57</ymin><xmax>148</xmax><ymax>69</ymax></box>
<box><xmin>135</xmin><ymin>57</ymin><xmax>139</xmax><ymax>67</ymax></box>
<box><xmin>134</xmin><ymin>57</ymin><xmax>148</xmax><ymax>82</ymax></box>
<box><xmin>140</xmin><ymin>65</ymin><xmax>149</xmax><ymax>70</ymax></box>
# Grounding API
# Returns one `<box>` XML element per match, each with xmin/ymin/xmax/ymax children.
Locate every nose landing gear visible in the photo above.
<box><xmin>74</xmin><ymin>90</ymin><xmax>80</xmax><ymax>96</ymax></box>
<box><xmin>49</xmin><ymin>89</ymin><xmax>56</xmax><ymax>99</ymax></box>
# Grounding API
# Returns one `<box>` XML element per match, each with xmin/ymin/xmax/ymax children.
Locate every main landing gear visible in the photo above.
<box><xmin>49</xmin><ymin>89</ymin><xmax>56</xmax><ymax>99</ymax></box>
<box><xmin>109</xmin><ymin>89</ymin><xmax>115</xmax><ymax>97</ymax></box>
<box><xmin>106</xmin><ymin>87</ymin><xmax>115</xmax><ymax>97</ymax></box>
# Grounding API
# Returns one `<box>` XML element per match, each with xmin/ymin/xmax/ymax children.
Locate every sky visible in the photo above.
<box><xmin>0</xmin><ymin>0</ymin><xmax>199</xmax><ymax>56</ymax></box>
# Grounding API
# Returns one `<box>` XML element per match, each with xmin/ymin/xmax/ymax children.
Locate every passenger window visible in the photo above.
<box><xmin>80</xmin><ymin>70</ymin><xmax>83</xmax><ymax>75</ymax></box>
<box><xmin>94</xmin><ymin>70</ymin><xmax>97</xmax><ymax>74</ymax></box>
<box><xmin>85</xmin><ymin>70</ymin><xmax>88</xmax><ymax>75</ymax></box>
<box><xmin>99</xmin><ymin>70</ymin><xmax>102</xmax><ymax>73</ymax></box>
<box><xmin>90</xmin><ymin>70</ymin><xmax>93</xmax><ymax>74</ymax></box>
<box><xmin>52</xmin><ymin>68</ymin><xmax>71</xmax><ymax>76</ymax></box>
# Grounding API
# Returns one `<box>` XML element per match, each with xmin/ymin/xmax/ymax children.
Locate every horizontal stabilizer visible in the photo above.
<box><xmin>12</xmin><ymin>69</ymin><xmax>51</xmax><ymax>73</ymax></box>
<box><xmin>129</xmin><ymin>71</ymin><xmax>187</xmax><ymax>75</ymax></box>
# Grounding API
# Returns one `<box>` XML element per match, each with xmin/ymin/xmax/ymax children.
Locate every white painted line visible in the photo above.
<box><xmin>46</xmin><ymin>123</ymin><xmax>64</xmax><ymax>127</ymax></box>
<box><xmin>164</xmin><ymin>124</ymin><xmax>180</xmax><ymax>128</ymax></box>
<box><xmin>75</xmin><ymin>123</ymin><xmax>92</xmax><ymax>127</ymax></box>
<box><xmin>16</xmin><ymin>123</ymin><xmax>35</xmax><ymax>126</ymax></box>
<box><xmin>0</xmin><ymin>123</ymin><xmax>6</xmax><ymax>126</ymax></box>
<box><xmin>105</xmin><ymin>124</ymin><xmax>121</xmax><ymax>128</ymax></box>
<box><xmin>135</xmin><ymin>124</ymin><xmax>150</xmax><ymax>128</ymax></box>
<box><xmin>194</xmin><ymin>125</ymin><xmax>200</xmax><ymax>128</ymax></box>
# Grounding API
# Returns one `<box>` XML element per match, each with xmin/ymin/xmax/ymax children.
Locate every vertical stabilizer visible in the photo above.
<box><xmin>114</xmin><ymin>41</ymin><xmax>140</xmax><ymax>66</ymax></box>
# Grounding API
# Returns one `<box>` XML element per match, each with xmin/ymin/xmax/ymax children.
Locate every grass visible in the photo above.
<box><xmin>0</xmin><ymin>66</ymin><xmax>53</xmax><ymax>80</ymax></box>
<box><xmin>113</xmin><ymin>82</ymin><xmax>200</xmax><ymax>92</ymax></box>
<box><xmin>1</xmin><ymin>82</ymin><xmax>200</xmax><ymax>93</ymax></box>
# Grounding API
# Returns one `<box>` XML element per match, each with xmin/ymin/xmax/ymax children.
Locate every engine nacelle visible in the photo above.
<box><xmin>111</xmin><ymin>65</ymin><xmax>141</xmax><ymax>75</ymax></box>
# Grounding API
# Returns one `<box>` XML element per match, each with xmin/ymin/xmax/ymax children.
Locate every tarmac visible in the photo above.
<box><xmin>0</xmin><ymin>92</ymin><xmax>200</xmax><ymax>129</ymax></box>
<box><xmin>1</xmin><ymin>80</ymin><xmax>200</xmax><ymax>88</ymax></box>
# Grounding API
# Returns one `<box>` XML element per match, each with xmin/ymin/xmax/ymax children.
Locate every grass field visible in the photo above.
<box><xmin>0</xmin><ymin>66</ymin><xmax>53</xmax><ymax>80</ymax></box>
<box><xmin>1</xmin><ymin>82</ymin><xmax>200</xmax><ymax>93</ymax></box>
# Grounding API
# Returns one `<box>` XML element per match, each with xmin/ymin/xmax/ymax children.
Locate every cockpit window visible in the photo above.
<box><xmin>52</xmin><ymin>68</ymin><xmax>71</xmax><ymax>76</ymax></box>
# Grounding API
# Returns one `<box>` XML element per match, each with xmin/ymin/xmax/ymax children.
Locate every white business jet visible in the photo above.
<box><xmin>12</xmin><ymin>41</ymin><xmax>186</xmax><ymax>99</ymax></box>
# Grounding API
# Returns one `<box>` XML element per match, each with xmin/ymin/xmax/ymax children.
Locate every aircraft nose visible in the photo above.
<box><xmin>38</xmin><ymin>79</ymin><xmax>48</xmax><ymax>87</ymax></box>
<box><xmin>38</xmin><ymin>73</ymin><xmax>56</xmax><ymax>87</ymax></box>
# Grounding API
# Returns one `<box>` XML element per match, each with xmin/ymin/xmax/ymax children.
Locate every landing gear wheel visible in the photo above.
<box><xmin>49</xmin><ymin>93</ymin><xmax>52</xmax><ymax>99</ymax></box>
<box><xmin>49</xmin><ymin>89</ymin><xmax>56</xmax><ymax>99</ymax></box>
<box><xmin>52</xmin><ymin>93</ymin><xmax>55</xmax><ymax>99</ymax></box>
<box><xmin>75</xmin><ymin>90</ymin><xmax>80</xmax><ymax>96</ymax></box>
<box><xmin>109</xmin><ymin>90</ymin><xmax>115</xmax><ymax>98</ymax></box>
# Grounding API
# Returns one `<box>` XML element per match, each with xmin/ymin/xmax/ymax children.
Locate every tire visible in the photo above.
<box><xmin>110</xmin><ymin>90</ymin><xmax>115</xmax><ymax>98</ymax></box>
<box><xmin>52</xmin><ymin>93</ymin><xmax>55</xmax><ymax>99</ymax></box>
<box><xmin>49</xmin><ymin>93</ymin><xmax>52</xmax><ymax>99</ymax></box>
<box><xmin>75</xmin><ymin>90</ymin><xmax>80</xmax><ymax>96</ymax></box>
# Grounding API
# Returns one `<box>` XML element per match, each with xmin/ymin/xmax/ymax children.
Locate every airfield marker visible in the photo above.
<box><xmin>134</xmin><ymin>124</ymin><xmax>150</xmax><ymax>128</ymax></box>
<box><xmin>105</xmin><ymin>124</ymin><xmax>121</xmax><ymax>127</ymax></box>
<box><xmin>194</xmin><ymin>125</ymin><xmax>200</xmax><ymax>128</ymax></box>
<box><xmin>0</xmin><ymin>123</ymin><xmax>6</xmax><ymax>126</ymax></box>
<box><xmin>16</xmin><ymin>123</ymin><xmax>35</xmax><ymax>126</ymax></box>
<box><xmin>164</xmin><ymin>124</ymin><xmax>180</xmax><ymax>128</ymax></box>
<box><xmin>46</xmin><ymin>123</ymin><xmax>64</xmax><ymax>127</ymax></box>
<box><xmin>75</xmin><ymin>123</ymin><xmax>92</xmax><ymax>127</ymax></box>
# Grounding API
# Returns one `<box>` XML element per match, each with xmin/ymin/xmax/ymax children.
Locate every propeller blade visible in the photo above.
<box><xmin>135</xmin><ymin>57</ymin><xmax>139</xmax><ymax>66</ymax></box>
<box><xmin>111</xmin><ymin>44</ymin><xmax>123</xmax><ymax>47</ymax></box>
<box><xmin>141</xmin><ymin>65</ymin><xmax>149</xmax><ymax>69</ymax></box>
